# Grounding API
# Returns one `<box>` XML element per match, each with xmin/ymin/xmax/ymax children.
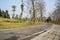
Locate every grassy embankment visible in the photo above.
<box><xmin>0</xmin><ymin>18</ymin><xmax>44</xmax><ymax>29</ymax></box>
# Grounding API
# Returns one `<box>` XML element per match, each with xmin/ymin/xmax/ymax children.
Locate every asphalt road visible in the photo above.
<box><xmin>0</xmin><ymin>23</ymin><xmax>53</xmax><ymax>40</ymax></box>
<box><xmin>31</xmin><ymin>24</ymin><xmax>60</xmax><ymax>40</ymax></box>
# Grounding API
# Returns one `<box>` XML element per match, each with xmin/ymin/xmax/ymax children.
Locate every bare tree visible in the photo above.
<box><xmin>15</xmin><ymin>14</ymin><xmax>18</xmax><ymax>19</ymax></box>
<box><xmin>31</xmin><ymin>0</ymin><xmax>35</xmax><ymax>23</ymax></box>
<box><xmin>24</xmin><ymin>0</ymin><xmax>45</xmax><ymax>23</ymax></box>
<box><xmin>35</xmin><ymin>0</ymin><xmax>45</xmax><ymax>22</ymax></box>
<box><xmin>52</xmin><ymin>0</ymin><xmax>60</xmax><ymax>24</ymax></box>
<box><xmin>20</xmin><ymin>0</ymin><xmax>24</xmax><ymax>19</ymax></box>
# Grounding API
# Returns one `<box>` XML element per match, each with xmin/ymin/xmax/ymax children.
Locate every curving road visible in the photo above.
<box><xmin>31</xmin><ymin>24</ymin><xmax>60</xmax><ymax>40</ymax></box>
<box><xmin>0</xmin><ymin>23</ymin><xmax>53</xmax><ymax>40</ymax></box>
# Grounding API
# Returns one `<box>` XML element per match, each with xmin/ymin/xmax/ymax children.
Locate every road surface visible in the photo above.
<box><xmin>31</xmin><ymin>24</ymin><xmax>60</xmax><ymax>40</ymax></box>
<box><xmin>0</xmin><ymin>23</ymin><xmax>53</xmax><ymax>40</ymax></box>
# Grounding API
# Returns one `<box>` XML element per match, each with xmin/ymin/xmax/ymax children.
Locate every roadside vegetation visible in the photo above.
<box><xmin>0</xmin><ymin>0</ymin><xmax>45</xmax><ymax>29</ymax></box>
<box><xmin>1</xmin><ymin>0</ymin><xmax>59</xmax><ymax>29</ymax></box>
<box><xmin>0</xmin><ymin>18</ymin><xmax>44</xmax><ymax>29</ymax></box>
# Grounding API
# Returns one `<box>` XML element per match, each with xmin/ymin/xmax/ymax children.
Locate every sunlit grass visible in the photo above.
<box><xmin>0</xmin><ymin>18</ymin><xmax>44</xmax><ymax>29</ymax></box>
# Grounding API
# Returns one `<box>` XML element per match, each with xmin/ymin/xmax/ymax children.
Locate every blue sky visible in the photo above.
<box><xmin>44</xmin><ymin>0</ymin><xmax>56</xmax><ymax>17</ymax></box>
<box><xmin>0</xmin><ymin>0</ymin><xmax>56</xmax><ymax>18</ymax></box>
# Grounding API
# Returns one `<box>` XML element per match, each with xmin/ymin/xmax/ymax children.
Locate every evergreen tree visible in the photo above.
<box><xmin>0</xmin><ymin>10</ymin><xmax>10</xmax><ymax>18</ymax></box>
<box><xmin>0</xmin><ymin>9</ymin><xmax>2</xmax><ymax>17</ymax></box>
<box><xmin>5</xmin><ymin>10</ymin><xmax>10</xmax><ymax>18</ymax></box>
<box><xmin>1</xmin><ymin>10</ymin><xmax>5</xmax><ymax>18</ymax></box>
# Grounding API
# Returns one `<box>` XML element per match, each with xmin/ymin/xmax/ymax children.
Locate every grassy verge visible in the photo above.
<box><xmin>0</xmin><ymin>18</ymin><xmax>44</xmax><ymax>29</ymax></box>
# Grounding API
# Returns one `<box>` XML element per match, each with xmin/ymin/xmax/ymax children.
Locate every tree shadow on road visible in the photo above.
<box><xmin>5</xmin><ymin>35</ymin><xmax>19</xmax><ymax>40</ymax></box>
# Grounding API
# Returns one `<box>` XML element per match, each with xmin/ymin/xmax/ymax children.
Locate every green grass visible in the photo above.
<box><xmin>0</xmin><ymin>18</ymin><xmax>44</xmax><ymax>29</ymax></box>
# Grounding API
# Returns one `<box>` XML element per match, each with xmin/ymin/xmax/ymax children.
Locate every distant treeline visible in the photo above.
<box><xmin>0</xmin><ymin>9</ymin><xmax>10</xmax><ymax>18</ymax></box>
